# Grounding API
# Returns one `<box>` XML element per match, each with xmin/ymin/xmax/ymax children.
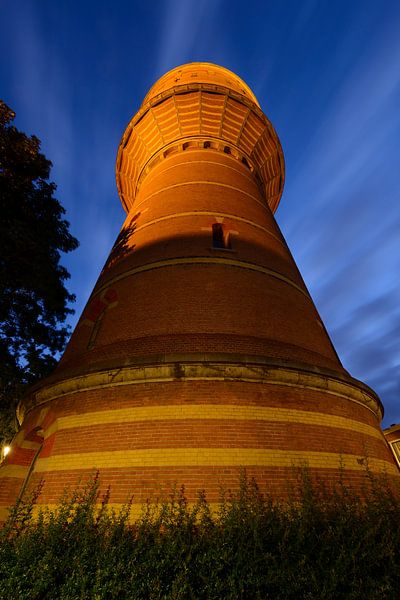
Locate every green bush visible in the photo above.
<box><xmin>0</xmin><ymin>469</ymin><xmax>399</xmax><ymax>599</ymax></box>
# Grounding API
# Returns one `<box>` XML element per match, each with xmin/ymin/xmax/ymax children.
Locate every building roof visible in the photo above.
<box><xmin>142</xmin><ymin>62</ymin><xmax>260</xmax><ymax>108</ymax></box>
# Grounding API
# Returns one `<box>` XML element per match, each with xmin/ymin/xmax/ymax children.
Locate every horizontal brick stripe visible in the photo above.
<box><xmin>0</xmin><ymin>506</ymin><xmax>8</xmax><ymax>522</ymax></box>
<box><xmin>31</xmin><ymin>363</ymin><xmax>381</xmax><ymax>420</ymax></box>
<box><xmin>137</xmin><ymin>160</ymin><xmax>261</xmax><ymax>203</ymax></box>
<box><xmin>93</xmin><ymin>256</ymin><xmax>309</xmax><ymax>300</ymax></box>
<box><xmin>134</xmin><ymin>211</ymin><xmax>283</xmax><ymax>245</ymax></box>
<box><xmin>40</xmin><ymin>433</ymin><xmax>56</xmax><ymax>458</ymax></box>
<box><xmin>136</xmin><ymin>180</ymin><xmax>267</xmax><ymax>210</ymax></box>
<box><xmin>0</xmin><ymin>476</ymin><xmax>26</xmax><ymax>504</ymax></box>
<box><xmin>45</xmin><ymin>381</ymin><xmax>378</xmax><ymax>427</ymax></box>
<box><xmin>0</xmin><ymin>465</ymin><xmax>28</xmax><ymax>480</ymax></box>
<box><xmin>25</xmin><ymin>464</ymin><xmax>399</xmax><ymax>506</ymax></box>
<box><xmin>138</xmin><ymin>158</ymin><xmax>257</xmax><ymax>189</ymax></box>
<box><xmin>58</xmin><ymin>335</ymin><xmax>345</xmax><ymax>377</ymax></box>
<box><xmin>44</xmin><ymin>404</ymin><xmax>383</xmax><ymax>441</ymax></box>
<box><xmin>0</xmin><ymin>502</ymin><xmax>222</xmax><ymax>524</ymax></box>
<box><xmin>33</xmin><ymin>448</ymin><xmax>398</xmax><ymax>475</ymax></box>
<box><xmin>40</xmin><ymin>502</ymin><xmax>221</xmax><ymax>522</ymax></box>
<box><xmin>47</xmin><ymin>421</ymin><xmax>387</xmax><ymax>461</ymax></box>
<box><xmin>6</xmin><ymin>447</ymin><xmax>36</xmax><ymax>466</ymax></box>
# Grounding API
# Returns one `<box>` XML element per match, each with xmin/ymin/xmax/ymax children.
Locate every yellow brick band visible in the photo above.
<box><xmin>0</xmin><ymin>507</ymin><xmax>9</xmax><ymax>522</ymax></box>
<box><xmin>33</xmin><ymin>449</ymin><xmax>398</xmax><ymax>476</ymax></box>
<box><xmin>11</xmin><ymin>503</ymin><xmax>223</xmax><ymax>524</ymax></box>
<box><xmin>44</xmin><ymin>404</ymin><xmax>383</xmax><ymax>442</ymax></box>
<box><xmin>0</xmin><ymin>502</ymin><xmax>222</xmax><ymax>524</ymax></box>
<box><xmin>0</xmin><ymin>465</ymin><xmax>28</xmax><ymax>480</ymax></box>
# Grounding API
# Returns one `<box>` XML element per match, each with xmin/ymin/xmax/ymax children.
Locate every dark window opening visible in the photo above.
<box><xmin>223</xmin><ymin>146</ymin><xmax>231</xmax><ymax>154</ymax></box>
<box><xmin>242</xmin><ymin>157</ymin><xmax>250</xmax><ymax>168</ymax></box>
<box><xmin>204</xmin><ymin>141</ymin><xmax>211</xmax><ymax>149</ymax></box>
<box><xmin>212</xmin><ymin>223</ymin><xmax>230</xmax><ymax>249</ymax></box>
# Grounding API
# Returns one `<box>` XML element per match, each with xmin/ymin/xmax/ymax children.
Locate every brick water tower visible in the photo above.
<box><xmin>0</xmin><ymin>63</ymin><xmax>398</xmax><ymax>518</ymax></box>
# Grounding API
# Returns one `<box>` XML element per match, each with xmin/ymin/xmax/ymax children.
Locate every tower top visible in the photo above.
<box><xmin>116</xmin><ymin>62</ymin><xmax>284</xmax><ymax>213</ymax></box>
<box><xmin>142</xmin><ymin>62</ymin><xmax>261</xmax><ymax>108</ymax></box>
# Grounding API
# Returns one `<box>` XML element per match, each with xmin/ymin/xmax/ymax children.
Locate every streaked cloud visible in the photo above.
<box><xmin>1</xmin><ymin>2</ymin><xmax>125</xmax><ymax>318</ymax></box>
<box><xmin>277</xmin><ymin>12</ymin><xmax>400</xmax><ymax>425</ymax></box>
<box><xmin>156</xmin><ymin>0</ymin><xmax>225</xmax><ymax>74</ymax></box>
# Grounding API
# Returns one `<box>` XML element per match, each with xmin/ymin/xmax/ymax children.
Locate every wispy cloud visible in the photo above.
<box><xmin>156</xmin><ymin>0</ymin><xmax>224</xmax><ymax>74</ymax></box>
<box><xmin>2</xmin><ymin>3</ymin><xmax>124</xmax><ymax>321</ymax></box>
<box><xmin>7</xmin><ymin>5</ymin><xmax>75</xmax><ymax>186</ymax></box>
<box><xmin>279</xmin><ymin>17</ymin><xmax>400</xmax><ymax>425</ymax></box>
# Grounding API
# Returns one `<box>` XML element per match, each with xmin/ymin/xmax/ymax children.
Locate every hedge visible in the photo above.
<box><xmin>0</xmin><ymin>467</ymin><xmax>399</xmax><ymax>599</ymax></box>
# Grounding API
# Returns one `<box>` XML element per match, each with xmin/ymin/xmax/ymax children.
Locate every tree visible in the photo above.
<box><xmin>0</xmin><ymin>101</ymin><xmax>78</xmax><ymax>443</ymax></box>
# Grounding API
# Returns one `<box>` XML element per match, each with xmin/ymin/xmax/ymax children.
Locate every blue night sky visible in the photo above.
<box><xmin>1</xmin><ymin>0</ymin><xmax>399</xmax><ymax>427</ymax></box>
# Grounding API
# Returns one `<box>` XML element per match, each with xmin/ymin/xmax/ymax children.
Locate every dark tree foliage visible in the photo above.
<box><xmin>0</xmin><ymin>101</ymin><xmax>78</xmax><ymax>441</ymax></box>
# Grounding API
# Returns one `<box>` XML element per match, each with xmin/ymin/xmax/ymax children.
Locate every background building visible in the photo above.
<box><xmin>384</xmin><ymin>425</ymin><xmax>400</xmax><ymax>467</ymax></box>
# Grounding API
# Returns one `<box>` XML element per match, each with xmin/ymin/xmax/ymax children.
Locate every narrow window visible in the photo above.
<box><xmin>212</xmin><ymin>223</ymin><xmax>230</xmax><ymax>249</ymax></box>
<box><xmin>223</xmin><ymin>146</ymin><xmax>231</xmax><ymax>154</ymax></box>
<box><xmin>203</xmin><ymin>141</ymin><xmax>211</xmax><ymax>149</ymax></box>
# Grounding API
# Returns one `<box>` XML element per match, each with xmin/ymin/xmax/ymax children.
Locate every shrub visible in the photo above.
<box><xmin>0</xmin><ymin>469</ymin><xmax>399</xmax><ymax>599</ymax></box>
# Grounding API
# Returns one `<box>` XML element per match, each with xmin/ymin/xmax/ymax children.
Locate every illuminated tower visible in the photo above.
<box><xmin>0</xmin><ymin>63</ymin><xmax>398</xmax><ymax>519</ymax></box>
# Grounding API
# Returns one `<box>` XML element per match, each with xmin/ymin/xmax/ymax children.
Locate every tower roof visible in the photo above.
<box><xmin>117</xmin><ymin>62</ymin><xmax>284</xmax><ymax>213</ymax></box>
<box><xmin>142</xmin><ymin>62</ymin><xmax>260</xmax><ymax>108</ymax></box>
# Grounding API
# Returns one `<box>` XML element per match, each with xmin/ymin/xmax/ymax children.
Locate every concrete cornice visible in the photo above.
<box><xmin>20</xmin><ymin>354</ymin><xmax>383</xmax><ymax>423</ymax></box>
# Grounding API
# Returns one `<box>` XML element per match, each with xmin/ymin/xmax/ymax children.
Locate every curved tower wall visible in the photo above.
<box><xmin>0</xmin><ymin>63</ymin><xmax>398</xmax><ymax>518</ymax></box>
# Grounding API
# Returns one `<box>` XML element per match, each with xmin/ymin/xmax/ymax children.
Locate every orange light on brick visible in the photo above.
<box><xmin>1</xmin><ymin>63</ymin><xmax>398</xmax><ymax>522</ymax></box>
